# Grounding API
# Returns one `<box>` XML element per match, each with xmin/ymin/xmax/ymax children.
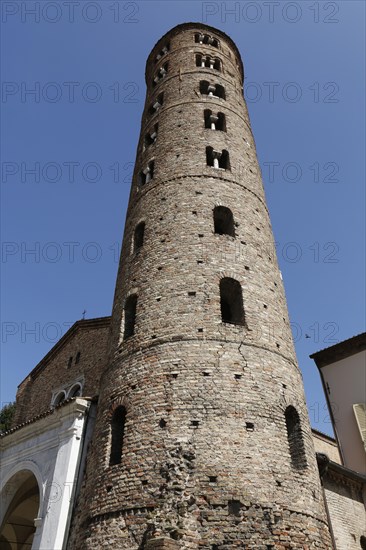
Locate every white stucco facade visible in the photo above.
<box><xmin>0</xmin><ymin>398</ymin><xmax>91</xmax><ymax>550</ymax></box>
<box><xmin>320</xmin><ymin>349</ymin><xmax>366</xmax><ymax>473</ymax></box>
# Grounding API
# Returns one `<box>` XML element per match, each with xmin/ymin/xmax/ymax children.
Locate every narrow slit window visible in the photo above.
<box><xmin>206</xmin><ymin>147</ymin><xmax>230</xmax><ymax>170</ymax></box>
<box><xmin>149</xmin><ymin>92</ymin><xmax>164</xmax><ymax>115</ymax></box>
<box><xmin>285</xmin><ymin>406</ymin><xmax>307</xmax><ymax>470</ymax></box>
<box><xmin>214</xmin><ymin>206</ymin><xmax>235</xmax><ymax>236</ymax></box>
<box><xmin>140</xmin><ymin>160</ymin><xmax>154</xmax><ymax>185</ymax></box>
<box><xmin>220</xmin><ymin>278</ymin><xmax>245</xmax><ymax>325</ymax></box>
<box><xmin>133</xmin><ymin>222</ymin><xmax>145</xmax><ymax>252</ymax></box>
<box><xmin>109</xmin><ymin>406</ymin><xmax>126</xmax><ymax>466</ymax></box>
<box><xmin>124</xmin><ymin>294</ymin><xmax>137</xmax><ymax>339</ymax></box>
<box><xmin>75</xmin><ymin>351</ymin><xmax>81</xmax><ymax>364</ymax></box>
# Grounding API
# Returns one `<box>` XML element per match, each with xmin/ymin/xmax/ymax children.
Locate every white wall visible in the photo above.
<box><xmin>321</xmin><ymin>350</ymin><xmax>366</xmax><ymax>473</ymax></box>
<box><xmin>0</xmin><ymin>399</ymin><xmax>90</xmax><ymax>550</ymax></box>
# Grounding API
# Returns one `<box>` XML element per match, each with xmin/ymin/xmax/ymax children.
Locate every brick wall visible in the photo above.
<box><xmin>69</xmin><ymin>23</ymin><xmax>332</xmax><ymax>549</ymax></box>
<box><xmin>13</xmin><ymin>318</ymin><xmax>110</xmax><ymax>425</ymax></box>
<box><xmin>324</xmin><ymin>472</ymin><xmax>365</xmax><ymax>549</ymax></box>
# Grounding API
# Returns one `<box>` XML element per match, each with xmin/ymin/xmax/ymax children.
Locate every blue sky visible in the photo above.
<box><xmin>1</xmin><ymin>1</ymin><xmax>365</xmax><ymax>435</ymax></box>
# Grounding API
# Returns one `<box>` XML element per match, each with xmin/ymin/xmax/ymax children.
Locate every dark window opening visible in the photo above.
<box><xmin>69</xmin><ymin>384</ymin><xmax>82</xmax><ymax>398</ymax></box>
<box><xmin>75</xmin><ymin>351</ymin><xmax>81</xmax><ymax>364</ymax></box>
<box><xmin>228</xmin><ymin>500</ymin><xmax>241</xmax><ymax>516</ymax></box>
<box><xmin>206</xmin><ymin>147</ymin><xmax>230</xmax><ymax>170</ymax></box>
<box><xmin>285</xmin><ymin>406</ymin><xmax>307</xmax><ymax>470</ymax></box>
<box><xmin>139</xmin><ymin>160</ymin><xmax>154</xmax><ymax>185</ymax></box>
<box><xmin>149</xmin><ymin>92</ymin><xmax>164</xmax><ymax>115</ymax></box>
<box><xmin>124</xmin><ymin>294</ymin><xmax>137</xmax><ymax>339</ymax></box>
<box><xmin>213</xmin><ymin>206</ymin><xmax>235</xmax><ymax>236</ymax></box>
<box><xmin>153</xmin><ymin>62</ymin><xmax>168</xmax><ymax>86</ymax></box>
<box><xmin>200</xmin><ymin>82</ymin><xmax>226</xmax><ymax>100</ymax></box>
<box><xmin>133</xmin><ymin>222</ymin><xmax>145</xmax><ymax>252</ymax></box>
<box><xmin>155</xmin><ymin>42</ymin><xmax>170</xmax><ymax>63</ymax></box>
<box><xmin>360</xmin><ymin>536</ymin><xmax>366</xmax><ymax>550</ymax></box>
<box><xmin>67</xmin><ymin>356</ymin><xmax>73</xmax><ymax>368</ymax></box>
<box><xmin>220</xmin><ymin>277</ymin><xmax>245</xmax><ymax>325</ymax></box>
<box><xmin>54</xmin><ymin>392</ymin><xmax>66</xmax><ymax>406</ymax></box>
<box><xmin>205</xmin><ymin>111</ymin><xmax>226</xmax><ymax>131</ymax></box>
<box><xmin>195</xmin><ymin>33</ymin><xmax>219</xmax><ymax>48</ymax></box>
<box><xmin>144</xmin><ymin>123</ymin><xmax>158</xmax><ymax>148</ymax></box>
<box><xmin>109</xmin><ymin>406</ymin><xmax>126</xmax><ymax>466</ymax></box>
<box><xmin>196</xmin><ymin>55</ymin><xmax>222</xmax><ymax>71</ymax></box>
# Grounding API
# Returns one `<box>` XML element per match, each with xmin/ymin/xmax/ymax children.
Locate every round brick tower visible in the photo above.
<box><xmin>70</xmin><ymin>23</ymin><xmax>332</xmax><ymax>549</ymax></box>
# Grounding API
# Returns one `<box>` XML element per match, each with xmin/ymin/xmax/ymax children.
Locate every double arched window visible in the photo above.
<box><xmin>204</xmin><ymin>110</ymin><xmax>226</xmax><ymax>132</ymax></box>
<box><xmin>200</xmin><ymin>81</ymin><xmax>226</xmax><ymax>99</ymax></box>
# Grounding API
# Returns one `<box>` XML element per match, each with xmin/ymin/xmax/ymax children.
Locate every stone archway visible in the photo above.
<box><xmin>0</xmin><ymin>470</ymin><xmax>40</xmax><ymax>549</ymax></box>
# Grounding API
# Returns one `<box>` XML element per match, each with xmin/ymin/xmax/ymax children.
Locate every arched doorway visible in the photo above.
<box><xmin>0</xmin><ymin>470</ymin><xmax>40</xmax><ymax>549</ymax></box>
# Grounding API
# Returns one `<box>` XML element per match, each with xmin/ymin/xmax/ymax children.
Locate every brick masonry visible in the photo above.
<box><xmin>68</xmin><ymin>23</ymin><xmax>333</xmax><ymax>549</ymax></box>
<box><xmin>322</xmin><ymin>468</ymin><xmax>365</xmax><ymax>550</ymax></box>
<box><xmin>13</xmin><ymin>317</ymin><xmax>110</xmax><ymax>425</ymax></box>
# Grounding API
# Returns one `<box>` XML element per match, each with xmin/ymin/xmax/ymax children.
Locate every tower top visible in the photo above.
<box><xmin>145</xmin><ymin>22</ymin><xmax>245</xmax><ymax>85</ymax></box>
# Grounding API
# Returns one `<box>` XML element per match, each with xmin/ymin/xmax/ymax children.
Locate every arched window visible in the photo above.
<box><xmin>220</xmin><ymin>278</ymin><xmax>245</xmax><ymax>325</ymax></box>
<box><xmin>206</xmin><ymin>147</ymin><xmax>230</xmax><ymax>170</ymax></box>
<box><xmin>196</xmin><ymin>55</ymin><xmax>222</xmax><ymax>71</ymax></box>
<box><xmin>68</xmin><ymin>384</ymin><xmax>82</xmax><ymax>398</ymax></box>
<box><xmin>149</xmin><ymin>92</ymin><xmax>164</xmax><ymax>115</ymax></box>
<box><xmin>153</xmin><ymin>62</ymin><xmax>168</xmax><ymax>86</ymax></box>
<box><xmin>285</xmin><ymin>406</ymin><xmax>307</xmax><ymax>470</ymax></box>
<box><xmin>214</xmin><ymin>206</ymin><xmax>235</xmax><ymax>236</ymax></box>
<box><xmin>139</xmin><ymin>160</ymin><xmax>154</xmax><ymax>185</ymax></box>
<box><xmin>155</xmin><ymin>42</ymin><xmax>170</xmax><ymax>63</ymax></box>
<box><xmin>109</xmin><ymin>406</ymin><xmax>126</xmax><ymax>466</ymax></box>
<box><xmin>144</xmin><ymin>123</ymin><xmax>158</xmax><ymax>148</ymax></box>
<box><xmin>200</xmin><ymin>81</ymin><xmax>226</xmax><ymax>100</ymax></box>
<box><xmin>75</xmin><ymin>351</ymin><xmax>81</xmax><ymax>364</ymax></box>
<box><xmin>133</xmin><ymin>222</ymin><xmax>145</xmax><ymax>252</ymax></box>
<box><xmin>204</xmin><ymin>110</ymin><xmax>226</xmax><ymax>131</ymax></box>
<box><xmin>124</xmin><ymin>294</ymin><xmax>137</xmax><ymax>339</ymax></box>
<box><xmin>360</xmin><ymin>536</ymin><xmax>366</xmax><ymax>550</ymax></box>
<box><xmin>213</xmin><ymin>58</ymin><xmax>221</xmax><ymax>71</ymax></box>
<box><xmin>195</xmin><ymin>33</ymin><xmax>219</xmax><ymax>48</ymax></box>
<box><xmin>53</xmin><ymin>391</ymin><xmax>66</xmax><ymax>407</ymax></box>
